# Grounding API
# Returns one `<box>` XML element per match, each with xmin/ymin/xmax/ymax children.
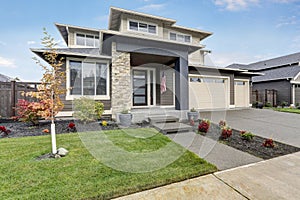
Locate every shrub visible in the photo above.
<box><xmin>281</xmin><ymin>101</ymin><xmax>288</xmax><ymax>107</ymax></box>
<box><xmin>15</xmin><ymin>99</ymin><xmax>47</xmax><ymax>125</ymax></box>
<box><xmin>265</xmin><ymin>102</ymin><xmax>272</xmax><ymax>107</ymax></box>
<box><xmin>190</xmin><ymin>107</ymin><xmax>196</xmax><ymax>112</ymax></box>
<box><xmin>121</xmin><ymin>109</ymin><xmax>130</xmax><ymax>114</ymax></box>
<box><xmin>240</xmin><ymin>130</ymin><xmax>255</xmax><ymax>141</ymax></box>
<box><xmin>73</xmin><ymin>97</ymin><xmax>104</xmax><ymax>122</ymax></box>
<box><xmin>220</xmin><ymin>126</ymin><xmax>232</xmax><ymax>139</ymax></box>
<box><xmin>263</xmin><ymin>138</ymin><xmax>275</xmax><ymax>148</ymax></box>
<box><xmin>101</xmin><ymin>120</ymin><xmax>108</xmax><ymax>127</ymax></box>
<box><xmin>42</xmin><ymin>129</ymin><xmax>50</xmax><ymax>133</ymax></box>
<box><xmin>218</xmin><ymin>120</ymin><xmax>226</xmax><ymax>127</ymax></box>
<box><xmin>198</xmin><ymin>119</ymin><xmax>210</xmax><ymax>133</ymax></box>
<box><xmin>67</xmin><ymin>122</ymin><xmax>77</xmax><ymax>132</ymax></box>
<box><xmin>0</xmin><ymin>126</ymin><xmax>11</xmax><ymax>137</ymax></box>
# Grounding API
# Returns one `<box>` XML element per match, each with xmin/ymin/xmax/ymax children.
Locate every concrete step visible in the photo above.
<box><xmin>148</xmin><ymin>115</ymin><xmax>179</xmax><ymax>124</ymax></box>
<box><xmin>152</xmin><ymin>122</ymin><xmax>193</xmax><ymax>134</ymax></box>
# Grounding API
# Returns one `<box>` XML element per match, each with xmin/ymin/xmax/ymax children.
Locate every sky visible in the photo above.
<box><xmin>0</xmin><ymin>0</ymin><xmax>299</xmax><ymax>81</ymax></box>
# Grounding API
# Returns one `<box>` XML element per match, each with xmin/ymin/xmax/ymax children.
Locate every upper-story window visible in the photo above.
<box><xmin>169</xmin><ymin>32</ymin><xmax>191</xmax><ymax>43</ymax></box>
<box><xmin>128</xmin><ymin>20</ymin><xmax>157</xmax><ymax>34</ymax></box>
<box><xmin>76</xmin><ymin>33</ymin><xmax>99</xmax><ymax>47</ymax></box>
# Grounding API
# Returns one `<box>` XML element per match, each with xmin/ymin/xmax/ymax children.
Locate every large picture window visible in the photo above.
<box><xmin>69</xmin><ymin>60</ymin><xmax>108</xmax><ymax>98</ymax></box>
<box><xmin>128</xmin><ymin>20</ymin><xmax>157</xmax><ymax>34</ymax></box>
<box><xmin>75</xmin><ymin>33</ymin><xmax>99</xmax><ymax>47</ymax></box>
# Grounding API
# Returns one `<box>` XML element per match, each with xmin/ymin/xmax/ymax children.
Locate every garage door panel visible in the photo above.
<box><xmin>189</xmin><ymin>78</ymin><xmax>228</xmax><ymax>110</ymax></box>
<box><xmin>234</xmin><ymin>81</ymin><xmax>249</xmax><ymax>107</ymax></box>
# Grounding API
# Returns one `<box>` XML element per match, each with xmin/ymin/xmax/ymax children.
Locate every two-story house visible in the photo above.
<box><xmin>32</xmin><ymin>7</ymin><xmax>257</xmax><ymax>119</ymax></box>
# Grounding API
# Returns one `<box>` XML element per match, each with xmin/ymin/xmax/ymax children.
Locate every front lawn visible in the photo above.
<box><xmin>0</xmin><ymin>128</ymin><xmax>216</xmax><ymax>199</ymax></box>
<box><xmin>273</xmin><ymin>107</ymin><xmax>300</xmax><ymax>114</ymax></box>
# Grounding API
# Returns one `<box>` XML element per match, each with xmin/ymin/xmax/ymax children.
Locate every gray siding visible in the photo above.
<box><xmin>295</xmin><ymin>86</ymin><xmax>300</xmax><ymax>105</ymax></box>
<box><xmin>252</xmin><ymin>80</ymin><xmax>291</xmax><ymax>105</ymax></box>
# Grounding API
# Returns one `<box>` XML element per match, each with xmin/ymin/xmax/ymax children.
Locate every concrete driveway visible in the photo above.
<box><xmin>200</xmin><ymin>108</ymin><xmax>300</xmax><ymax>148</ymax></box>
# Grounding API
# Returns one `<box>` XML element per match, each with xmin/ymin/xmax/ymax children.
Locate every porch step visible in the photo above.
<box><xmin>152</xmin><ymin>122</ymin><xmax>193</xmax><ymax>134</ymax></box>
<box><xmin>148</xmin><ymin>115</ymin><xmax>179</xmax><ymax>124</ymax></box>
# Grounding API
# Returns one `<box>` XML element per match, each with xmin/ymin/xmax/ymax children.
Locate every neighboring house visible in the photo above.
<box><xmin>31</xmin><ymin>7</ymin><xmax>257</xmax><ymax>118</ymax></box>
<box><xmin>227</xmin><ymin>52</ymin><xmax>300</xmax><ymax>106</ymax></box>
<box><xmin>0</xmin><ymin>73</ymin><xmax>12</xmax><ymax>82</ymax></box>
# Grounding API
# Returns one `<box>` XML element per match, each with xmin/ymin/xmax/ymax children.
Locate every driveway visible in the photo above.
<box><xmin>200</xmin><ymin>108</ymin><xmax>300</xmax><ymax>148</ymax></box>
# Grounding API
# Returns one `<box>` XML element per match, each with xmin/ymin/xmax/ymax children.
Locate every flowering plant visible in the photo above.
<box><xmin>220</xmin><ymin>126</ymin><xmax>232</xmax><ymax>139</ymax></box>
<box><xmin>218</xmin><ymin>120</ymin><xmax>226</xmax><ymax>127</ymax></box>
<box><xmin>263</xmin><ymin>138</ymin><xmax>275</xmax><ymax>148</ymax></box>
<box><xmin>198</xmin><ymin>119</ymin><xmax>210</xmax><ymax>133</ymax></box>
<box><xmin>0</xmin><ymin>126</ymin><xmax>11</xmax><ymax>137</ymax></box>
<box><xmin>190</xmin><ymin>119</ymin><xmax>195</xmax><ymax>126</ymax></box>
<box><xmin>67</xmin><ymin>122</ymin><xmax>76</xmax><ymax>132</ymax></box>
<box><xmin>101</xmin><ymin>120</ymin><xmax>108</xmax><ymax>127</ymax></box>
<box><xmin>240</xmin><ymin>130</ymin><xmax>255</xmax><ymax>141</ymax></box>
<box><xmin>42</xmin><ymin>129</ymin><xmax>50</xmax><ymax>133</ymax></box>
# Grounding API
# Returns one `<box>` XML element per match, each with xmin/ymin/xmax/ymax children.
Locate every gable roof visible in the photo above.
<box><xmin>252</xmin><ymin>64</ymin><xmax>300</xmax><ymax>82</ymax></box>
<box><xmin>0</xmin><ymin>73</ymin><xmax>11</xmax><ymax>82</ymax></box>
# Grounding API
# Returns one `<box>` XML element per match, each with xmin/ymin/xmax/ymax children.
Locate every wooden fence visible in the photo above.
<box><xmin>0</xmin><ymin>81</ymin><xmax>40</xmax><ymax>118</ymax></box>
<box><xmin>252</xmin><ymin>89</ymin><xmax>277</xmax><ymax>106</ymax></box>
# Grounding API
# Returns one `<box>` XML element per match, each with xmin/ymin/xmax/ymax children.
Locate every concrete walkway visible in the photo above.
<box><xmin>115</xmin><ymin>151</ymin><xmax>300</xmax><ymax>200</ymax></box>
<box><xmin>200</xmin><ymin>109</ymin><xmax>300</xmax><ymax>148</ymax></box>
<box><xmin>167</xmin><ymin>132</ymin><xmax>262</xmax><ymax>170</ymax></box>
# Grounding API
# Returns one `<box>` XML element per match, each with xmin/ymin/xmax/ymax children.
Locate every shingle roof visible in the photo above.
<box><xmin>226</xmin><ymin>63</ymin><xmax>247</xmax><ymax>69</ymax></box>
<box><xmin>235</xmin><ymin>52</ymin><xmax>300</xmax><ymax>71</ymax></box>
<box><xmin>0</xmin><ymin>73</ymin><xmax>11</xmax><ymax>82</ymax></box>
<box><xmin>252</xmin><ymin>64</ymin><xmax>300</xmax><ymax>82</ymax></box>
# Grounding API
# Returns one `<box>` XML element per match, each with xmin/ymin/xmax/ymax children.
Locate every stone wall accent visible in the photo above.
<box><xmin>111</xmin><ymin>42</ymin><xmax>132</xmax><ymax>118</ymax></box>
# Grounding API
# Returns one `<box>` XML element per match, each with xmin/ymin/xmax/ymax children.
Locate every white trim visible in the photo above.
<box><xmin>127</xmin><ymin>19</ymin><xmax>158</xmax><ymax>35</ymax></box>
<box><xmin>229</xmin><ymin>105</ymin><xmax>236</xmax><ymax>109</ymax></box>
<box><xmin>188</xmin><ymin>74</ymin><xmax>230</xmax><ymax>109</ymax></box>
<box><xmin>293</xmin><ymin>71</ymin><xmax>300</xmax><ymax>81</ymax></box>
<box><xmin>66</xmin><ymin>57</ymin><xmax>110</xmax><ymax>101</ymax></box>
<box><xmin>74</xmin><ymin>32</ymin><xmax>100</xmax><ymax>48</ymax></box>
<box><xmin>290</xmin><ymin>80</ymin><xmax>300</xmax><ymax>84</ymax></box>
<box><xmin>168</xmin><ymin>30</ymin><xmax>192</xmax><ymax>43</ymax></box>
<box><xmin>56</xmin><ymin>109</ymin><xmax>112</xmax><ymax>117</ymax></box>
<box><xmin>292</xmin><ymin>84</ymin><xmax>296</xmax><ymax>106</ymax></box>
<box><xmin>131</xmin><ymin>67</ymin><xmax>156</xmax><ymax>107</ymax></box>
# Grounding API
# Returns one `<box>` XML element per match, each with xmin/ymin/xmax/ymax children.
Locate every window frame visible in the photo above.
<box><xmin>169</xmin><ymin>31</ymin><xmax>192</xmax><ymax>43</ymax></box>
<box><xmin>66</xmin><ymin>57</ymin><xmax>110</xmax><ymax>100</ymax></box>
<box><xmin>75</xmin><ymin>32</ymin><xmax>100</xmax><ymax>47</ymax></box>
<box><xmin>127</xmin><ymin>19</ymin><xmax>158</xmax><ymax>35</ymax></box>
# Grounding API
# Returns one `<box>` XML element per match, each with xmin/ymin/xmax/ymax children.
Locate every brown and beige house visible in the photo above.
<box><xmin>32</xmin><ymin>7</ymin><xmax>257</xmax><ymax>119</ymax></box>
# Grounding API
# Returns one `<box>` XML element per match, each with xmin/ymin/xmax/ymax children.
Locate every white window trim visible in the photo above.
<box><xmin>66</xmin><ymin>57</ymin><xmax>110</xmax><ymax>101</ymax></box>
<box><xmin>74</xmin><ymin>32</ymin><xmax>100</xmax><ymax>48</ymax></box>
<box><xmin>127</xmin><ymin>19</ymin><xmax>158</xmax><ymax>35</ymax></box>
<box><xmin>168</xmin><ymin>30</ymin><xmax>192</xmax><ymax>43</ymax></box>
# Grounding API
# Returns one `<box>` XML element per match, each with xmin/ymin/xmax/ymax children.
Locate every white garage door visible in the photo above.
<box><xmin>234</xmin><ymin>80</ymin><xmax>249</xmax><ymax>107</ymax></box>
<box><xmin>189</xmin><ymin>76</ymin><xmax>229</xmax><ymax>110</ymax></box>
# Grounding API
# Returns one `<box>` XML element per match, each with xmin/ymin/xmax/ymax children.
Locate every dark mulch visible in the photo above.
<box><xmin>192</xmin><ymin>122</ymin><xmax>300</xmax><ymax>160</ymax></box>
<box><xmin>0</xmin><ymin>119</ymin><xmax>120</xmax><ymax>138</ymax></box>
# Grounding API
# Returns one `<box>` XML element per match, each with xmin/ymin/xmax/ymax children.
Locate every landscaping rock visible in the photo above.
<box><xmin>57</xmin><ymin>148</ymin><xmax>69</xmax><ymax>157</ymax></box>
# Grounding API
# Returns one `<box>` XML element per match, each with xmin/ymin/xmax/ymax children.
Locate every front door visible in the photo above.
<box><xmin>132</xmin><ymin>68</ymin><xmax>156</xmax><ymax>107</ymax></box>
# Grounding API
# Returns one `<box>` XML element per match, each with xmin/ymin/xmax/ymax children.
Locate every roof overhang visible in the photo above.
<box><xmin>189</xmin><ymin>65</ymin><xmax>264</xmax><ymax>76</ymax></box>
<box><xmin>108</xmin><ymin>6</ymin><xmax>176</xmax><ymax>31</ymax></box>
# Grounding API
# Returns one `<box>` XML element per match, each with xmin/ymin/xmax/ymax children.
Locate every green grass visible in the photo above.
<box><xmin>0</xmin><ymin>128</ymin><xmax>217</xmax><ymax>200</ymax></box>
<box><xmin>273</xmin><ymin>107</ymin><xmax>300</xmax><ymax>114</ymax></box>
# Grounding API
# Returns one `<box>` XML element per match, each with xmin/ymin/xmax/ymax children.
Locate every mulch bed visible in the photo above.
<box><xmin>193</xmin><ymin>122</ymin><xmax>300</xmax><ymax>160</ymax></box>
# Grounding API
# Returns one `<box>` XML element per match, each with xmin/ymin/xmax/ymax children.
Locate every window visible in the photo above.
<box><xmin>169</xmin><ymin>32</ymin><xmax>192</xmax><ymax>43</ymax></box>
<box><xmin>75</xmin><ymin>33</ymin><xmax>99</xmax><ymax>47</ymax></box>
<box><xmin>128</xmin><ymin>20</ymin><xmax>157</xmax><ymax>34</ymax></box>
<box><xmin>190</xmin><ymin>77</ymin><xmax>225</xmax><ymax>83</ymax></box>
<box><xmin>69</xmin><ymin>60</ymin><xmax>108</xmax><ymax>98</ymax></box>
<box><xmin>235</xmin><ymin>81</ymin><xmax>245</xmax><ymax>85</ymax></box>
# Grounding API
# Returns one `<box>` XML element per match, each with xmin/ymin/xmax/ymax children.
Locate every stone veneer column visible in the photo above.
<box><xmin>111</xmin><ymin>42</ymin><xmax>132</xmax><ymax>119</ymax></box>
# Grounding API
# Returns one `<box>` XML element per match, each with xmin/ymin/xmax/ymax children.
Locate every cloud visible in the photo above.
<box><xmin>27</xmin><ymin>41</ymin><xmax>36</xmax><ymax>45</ymax></box>
<box><xmin>276</xmin><ymin>16</ymin><xmax>298</xmax><ymax>28</ymax></box>
<box><xmin>0</xmin><ymin>56</ymin><xmax>16</xmax><ymax>68</ymax></box>
<box><xmin>0</xmin><ymin>41</ymin><xmax>6</xmax><ymax>46</ymax></box>
<box><xmin>94</xmin><ymin>15</ymin><xmax>109</xmax><ymax>22</ymax></box>
<box><xmin>137</xmin><ymin>3</ymin><xmax>166</xmax><ymax>12</ymax></box>
<box><xmin>213</xmin><ymin>0</ymin><xmax>259</xmax><ymax>11</ymax></box>
<box><xmin>272</xmin><ymin>0</ymin><xmax>300</xmax><ymax>3</ymax></box>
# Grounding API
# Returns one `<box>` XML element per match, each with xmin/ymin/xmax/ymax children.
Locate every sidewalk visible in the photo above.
<box><xmin>115</xmin><ymin>151</ymin><xmax>300</xmax><ymax>200</ymax></box>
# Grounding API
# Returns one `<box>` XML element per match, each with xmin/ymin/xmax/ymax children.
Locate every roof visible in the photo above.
<box><xmin>108</xmin><ymin>7</ymin><xmax>212</xmax><ymax>40</ymax></box>
<box><xmin>0</xmin><ymin>73</ymin><xmax>11</xmax><ymax>82</ymax></box>
<box><xmin>108</xmin><ymin>7</ymin><xmax>176</xmax><ymax>31</ymax></box>
<box><xmin>189</xmin><ymin>65</ymin><xmax>263</xmax><ymax>76</ymax></box>
<box><xmin>252</xmin><ymin>64</ymin><xmax>300</xmax><ymax>82</ymax></box>
<box><xmin>226</xmin><ymin>63</ymin><xmax>247</xmax><ymax>69</ymax></box>
<box><xmin>229</xmin><ymin>52</ymin><xmax>300</xmax><ymax>71</ymax></box>
<box><xmin>31</xmin><ymin>48</ymin><xmax>111</xmax><ymax>59</ymax></box>
<box><xmin>55</xmin><ymin>23</ymin><xmax>100</xmax><ymax>46</ymax></box>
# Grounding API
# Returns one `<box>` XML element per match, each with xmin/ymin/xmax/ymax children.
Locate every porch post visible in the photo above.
<box><xmin>175</xmin><ymin>57</ymin><xmax>189</xmax><ymax>110</ymax></box>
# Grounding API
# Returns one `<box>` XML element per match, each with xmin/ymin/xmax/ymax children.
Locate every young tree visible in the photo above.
<box><xmin>27</xmin><ymin>28</ymin><xmax>66</xmax><ymax>154</ymax></box>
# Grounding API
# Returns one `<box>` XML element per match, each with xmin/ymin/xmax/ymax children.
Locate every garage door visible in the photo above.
<box><xmin>234</xmin><ymin>80</ymin><xmax>249</xmax><ymax>107</ymax></box>
<box><xmin>189</xmin><ymin>76</ymin><xmax>229</xmax><ymax>110</ymax></box>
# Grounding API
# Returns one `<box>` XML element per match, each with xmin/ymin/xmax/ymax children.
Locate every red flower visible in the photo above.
<box><xmin>0</xmin><ymin>126</ymin><xmax>11</xmax><ymax>136</ymax></box>
<box><xmin>263</xmin><ymin>138</ymin><xmax>275</xmax><ymax>148</ymax></box>
<box><xmin>221</xmin><ymin>128</ymin><xmax>232</xmax><ymax>139</ymax></box>
<box><xmin>68</xmin><ymin>122</ymin><xmax>76</xmax><ymax>129</ymax></box>
<box><xmin>42</xmin><ymin>129</ymin><xmax>50</xmax><ymax>133</ymax></box>
<box><xmin>198</xmin><ymin>121</ymin><xmax>210</xmax><ymax>133</ymax></box>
